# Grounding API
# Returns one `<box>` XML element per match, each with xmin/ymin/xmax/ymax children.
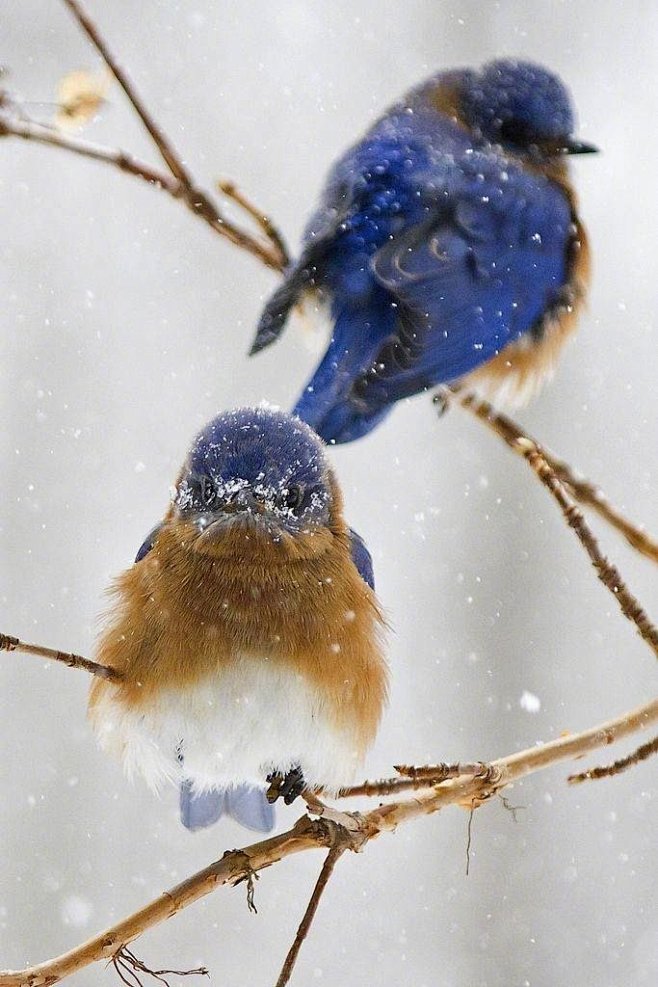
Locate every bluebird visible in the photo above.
<box><xmin>252</xmin><ymin>59</ymin><xmax>597</xmax><ymax>443</ymax></box>
<box><xmin>89</xmin><ymin>407</ymin><xmax>388</xmax><ymax>833</ymax></box>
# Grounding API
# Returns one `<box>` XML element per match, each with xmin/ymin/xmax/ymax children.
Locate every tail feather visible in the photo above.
<box><xmin>250</xmin><ymin>266</ymin><xmax>312</xmax><ymax>355</ymax></box>
<box><xmin>180</xmin><ymin>781</ymin><xmax>275</xmax><ymax>833</ymax></box>
<box><xmin>292</xmin><ymin>301</ymin><xmax>394</xmax><ymax>443</ymax></box>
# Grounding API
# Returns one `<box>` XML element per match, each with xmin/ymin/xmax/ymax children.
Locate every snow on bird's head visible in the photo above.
<box><xmin>460</xmin><ymin>59</ymin><xmax>575</xmax><ymax>147</ymax></box>
<box><xmin>187</xmin><ymin>406</ymin><xmax>329</xmax><ymax>493</ymax></box>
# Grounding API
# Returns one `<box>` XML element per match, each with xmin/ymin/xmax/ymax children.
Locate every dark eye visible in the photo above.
<box><xmin>498</xmin><ymin>118</ymin><xmax>535</xmax><ymax>147</ymax></box>
<box><xmin>281</xmin><ymin>484</ymin><xmax>304</xmax><ymax>512</ymax></box>
<box><xmin>199</xmin><ymin>476</ymin><xmax>217</xmax><ymax>507</ymax></box>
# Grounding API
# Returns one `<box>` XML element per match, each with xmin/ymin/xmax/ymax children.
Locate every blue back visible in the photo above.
<box><xmin>293</xmin><ymin>128</ymin><xmax>570</xmax><ymax>442</ymax></box>
<box><xmin>254</xmin><ymin>62</ymin><xmax>580</xmax><ymax>444</ymax></box>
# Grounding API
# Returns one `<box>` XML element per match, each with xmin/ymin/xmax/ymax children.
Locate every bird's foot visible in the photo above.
<box><xmin>266</xmin><ymin>766</ymin><xmax>306</xmax><ymax>805</ymax></box>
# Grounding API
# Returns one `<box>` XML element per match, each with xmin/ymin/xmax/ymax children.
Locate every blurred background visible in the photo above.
<box><xmin>1</xmin><ymin>2</ymin><xmax>656</xmax><ymax>984</ymax></box>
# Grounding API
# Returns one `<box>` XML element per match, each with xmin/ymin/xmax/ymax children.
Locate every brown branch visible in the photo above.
<box><xmin>542</xmin><ymin>450</ymin><xmax>658</xmax><ymax>563</ymax></box>
<box><xmin>57</xmin><ymin>0</ymin><xmax>286</xmax><ymax>272</ymax></box>
<box><xmin>443</xmin><ymin>389</ymin><xmax>658</xmax><ymax>563</ymax></box>
<box><xmin>218</xmin><ymin>179</ymin><xmax>290</xmax><ymax>268</ymax></box>
<box><xmin>0</xmin><ymin>106</ymin><xmax>284</xmax><ymax>270</ymax></box>
<box><xmin>445</xmin><ymin>390</ymin><xmax>658</xmax><ymax>661</ymax></box>
<box><xmin>0</xmin><ymin>113</ymin><xmax>180</xmax><ymax>189</ymax></box>
<box><xmin>111</xmin><ymin>946</ymin><xmax>208</xmax><ymax>987</ymax></box>
<box><xmin>1</xmin><ymin>695</ymin><xmax>655</xmax><ymax>987</ymax></box>
<box><xmin>0</xmin><ymin>632</ymin><xmax>120</xmax><ymax>681</ymax></box>
<box><xmin>568</xmin><ymin>733</ymin><xmax>658</xmax><ymax>784</ymax></box>
<box><xmin>337</xmin><ymin>761</ymin><xmax>497</xmax><ymax>798</ymax></box>
<box><xmin>274</xmin><ymin>847</ymin><xmax>344</xmax><ymax>987</ymax></box>
<box><xmin>61</xmin><ymin>0</ymin><xmax>193</xmax><ymax>186</ymax></box>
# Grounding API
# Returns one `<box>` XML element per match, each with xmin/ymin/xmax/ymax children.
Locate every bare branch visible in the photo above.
<box><xmin>443</xmin><ymin>390</ymin><xmax>658</xmax><ymax>661</ymax></box>
<box><xmin>274</xmin><ymin>847</ymin><xmax>344</xmax><ymax>987</ymax></box>
<box><xmin>218</xmin><ymin>179</ymin><xmax>290</xmax><ymax>268</ymax></box>
<box><xmin>0</xmin><ymin>696</ymin><xmax>655</xmax><ymax>987</ymax></box>
<box><xmin>540</xmin><ymin>449</ymin><xmax>658</xmax><ymax>563</ymax></box>
<box><xmin>57</xmin><ymin>0</ymin><xmax>286</xmax><ymax>271</ymax></box>
<box><xmin>443</xmin><ymin>388</ymin><xmax>658</xmax><ymax>563</ymax></box>
<box><xmin>396</xmin><ymin>760</ymin><xmax>497</xmax><ymax>782</ymax></box>
<box><xmin>0</xmin><ymin>113</ymin><xmax>179</xmax><ymax>190</ymax></box>
<box><xmin>337</xmin><ymin>761</ymin><xmax>497</xmax><ymax>798</ymax></box>
<box><xmin>568</xmin><ymin>733</ymin><xmax>658</xmax><ymax>784</ymax></box>
<box><xmin>0</xmin><ymin>106</ymin><xmax>284</xmax><ymax>271</ymax></box>
<box><xmin>0</xmin><ymin>632</ymin><xmax>120</xmax><ymax>681</ymax></box>
<box><xmin>111</xmin><ymin>946</ymin><xmax>208</xmax><ymax>987</ymax></box>
<box><xmin>60</xmin><ymin>0</ymin><xmax>193</xmax><ymax>186</ymax></box>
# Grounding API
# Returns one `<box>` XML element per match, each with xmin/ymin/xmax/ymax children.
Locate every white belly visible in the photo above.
<box><xmin>91</xmin><ymin>654</ymin><xmax>363</xmax><ymax>794</ymax></box>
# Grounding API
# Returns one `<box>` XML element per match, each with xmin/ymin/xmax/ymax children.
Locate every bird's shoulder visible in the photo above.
<box><xmin>305</xmin><ymin>118</ymin><xmax>572</xmax><ymax>258</ymax></box>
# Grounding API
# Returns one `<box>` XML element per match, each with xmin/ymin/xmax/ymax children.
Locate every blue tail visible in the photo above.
<box><xmin>292</xmin><ymin>301</ymin><xmax>394</xmax><ymax>444</ymax></box>
<box><xmin>180</xmin><ymin>781</ymin><xmax>275</xmax><ymax>833</ymax></box>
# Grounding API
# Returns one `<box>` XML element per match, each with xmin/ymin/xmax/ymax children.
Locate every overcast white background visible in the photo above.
<box><xmin>1</xmin><ymin>2</ymin><xmax>656</xmax><ymax>985</ymax></box>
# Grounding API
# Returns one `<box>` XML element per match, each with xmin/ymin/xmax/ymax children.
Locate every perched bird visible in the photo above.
<box><xmin>253</xmin><ymin>59</ymin><xmax>597</xmax><ymax>443</ymax></box>
<box><xmin>89</xmin><ymin>407</ymin><xmax>387</xmax><ymax>833</ymax></box>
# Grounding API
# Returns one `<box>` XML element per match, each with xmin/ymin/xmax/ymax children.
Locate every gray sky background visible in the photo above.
<box><xmin>1</xmin><ymin>3</ymin><xmax>656</xmax><ymax>985</ymax></box>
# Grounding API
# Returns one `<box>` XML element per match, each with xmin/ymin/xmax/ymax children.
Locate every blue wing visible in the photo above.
<box><xmin>180</xmin><ymin>781</ymin><xmax>275</xmax><ymax>833</ymax></box>
<box><xmin>134</xmin><ymin>523</ymin><xmax>163</xmax><ymax>563</ymax></box>
<box><xmin>251</xmin><ymin>131</ymin><xmax>430</xmax><ymax>357</ymax></box>
<box><xmin>349</xmin><ymin>528</ymin><xmax>375</xmax><ymax>590</ymax></box>
<box><xmin>353</xmin><ymin>155</ymin><xmax>572</xmax><ymax>405</ymax></box>
<box><xmin>287</xmin><ymin>140</ymin><xmax>572</xmax><ymax>442</ymax></box>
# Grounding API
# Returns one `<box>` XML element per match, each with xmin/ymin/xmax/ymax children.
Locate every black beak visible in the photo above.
<box><xmin>562</xmin><ymin>138</ymin><xmax>599</xmax><ymax>155</ymax></box>
<box><xmin>228</xmin><ymin>486</ymin><xmax>261</xmax><ymax>513</ymax></box>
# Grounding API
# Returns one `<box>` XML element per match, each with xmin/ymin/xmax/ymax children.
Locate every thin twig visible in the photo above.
<box><xmin>0</xmin><ymin>113</ymin><xmax>179</xmax><ymax>189</ymax></box>
<box><xmin>543</xmin><ymin>451</ymin><xmax>658</xmax><ymax>563</ymax></box>
<box><xmin>337</xmin><ymin>762</ymin><xmax>498</xmax><ymax>798</ymax></box>
<box><xmin>111</xmin><ymin>945</ymin><xmax>208</xmax><ymax>987</ymax></box>
<box><xmin>218</xmin><ymin>179</ymin><xmax>289</xmax><ymax>268</ymax></box>
<box><xmin>465</xmin><ymin>803</ymin><xmax>476</xmax><ymax>876</ymax></box>
<box><xmin>568</xmin><ymin>733</ymin><xmax>658</xmax><ymax>784</ymax></box>
<box><xmin>57</xmin><ymin>0</ymin><xmax>286</xmax><ymax>271</ymax></box>
<box><xmin>0</xmin><ymin>632</ymin><xmax>120</xmax><ymax>681</ymax></box>
<box><xmin>61</xmin><ymin>0</ymin><xmax>193</xmax><ymax>185</ymax></box>
<box><xmin>444</xmin><ymin>388</ymin><xmax>658</xmax><ymax>563</ymax></box>
<box><xmin>0</xmin><ymin>105</ymin><xmax>284</xmax><ymax>270</ymax></box>
<box><xmin>274</xmin><ymin>847</ymin><xmax>344</xmax><ymax>987</ymax></box>
<box><xmin>0</xmin><ymin>696</ymin><xmax>655</xmax><ymax>987</ymax></box>
<box><xmin>445</xmin><ymin>391</ymin><xmax>658</xmax><ymax>661</ymax></box>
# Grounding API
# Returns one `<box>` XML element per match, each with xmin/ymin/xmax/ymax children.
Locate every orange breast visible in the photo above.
<box><xmin>464</xmin><ymin>198</ymin><xmax>590</xmax><ymax>408</ymax></box>
<box><xmin>89</xmin><ymin>511</ymin><xmax>388</xmax><ymax>754</ymax></box>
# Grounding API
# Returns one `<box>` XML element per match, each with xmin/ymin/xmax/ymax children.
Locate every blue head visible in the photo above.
<box><xmin>173</xmin><ymin>407</ymin><xmax>337</xmax><ymax>558</ymax></box>
<box><xmin>460</xmin><ymin>59</ymin><xmax>596</xmax><ymax>157</ymax></box>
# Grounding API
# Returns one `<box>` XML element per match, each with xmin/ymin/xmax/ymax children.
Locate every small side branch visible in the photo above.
<box><xmin>218</xmin><ymin>180</ymin><xmax>289</xmax><ymax>268</ymax></box>
<box><xmin>61</xmin><ymin>0</ymin><xmax>194</xmax><ymax>187</ymax></box>
<box><xmin>57</xmin><ymin>0</ymin><xmax>286</xmax><ymax>271</ymax></box>
<box><xmin>111</xmin><ymin>945</ymin><xmax>208</xmax><ymax>987</ymax></box>
<box><xmin>568</xmin><ymin>733</ymin><xmax>658</xmax><ymax>784</ymax></box>
<box><xmin>337</xmin><ymin>761</ymin><xmax>498</xmax><ymax>798</ymax></box>
<box><xmin>443</xmin><ymin>391</ymin><xmax>658</xmax><ymax>662</ymax></box>
<box><xmin>0</xmin><ymin>633</ymin><xmax>120</xmax><ymax>681</ymax></box>
<box><xmin>0</xmin><ymin>114</ymin><xmax>180</xmax><ymax>191</ymax></box>
<box><xmin>274</xmin><ymin>847</ymin><xmax>344</xmax><ymax>987</ymax></box>
<box><xmin>446</xmin><ymin>389</ymin><xmax>658</xmax><ymax>563</ymax></box>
